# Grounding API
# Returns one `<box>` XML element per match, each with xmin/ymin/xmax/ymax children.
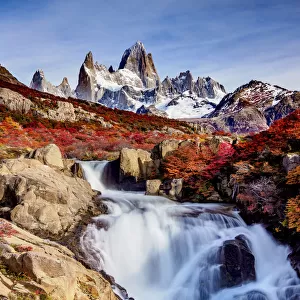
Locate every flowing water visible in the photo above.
<box><xmin>80</xmin><ymin>161</ymin><xmax>300</xmax><ymax>300</ymax></box>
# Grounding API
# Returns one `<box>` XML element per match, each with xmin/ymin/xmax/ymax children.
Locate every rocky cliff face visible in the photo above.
<box><xmin>30</xmin><ymin>70</ymin><xmax>72</xmax><ymax>98</ymax></box>
<box><xmin>118</xmin><ymin>41</ymin><xmax>160</xmax><ymax>89</ymax></box>
<box><xmin>29</xmin><ymin>42</ymin><xmax>226</xmax><ymax>118</ymax></box>
<box><xmin>157</xmin><ymin>71</ymin><xmax>226</xmax><ymax>118</ymax></box>
<box><xmin>75</xmin><ymin>51</ymin><xmax>97</xmax><ymax>101</ymax></box>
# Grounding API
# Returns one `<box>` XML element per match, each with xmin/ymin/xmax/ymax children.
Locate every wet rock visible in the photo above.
<box><xmin>234</xmin><ymin>291</ymin><xmax>269</xmax><ymax>300</ymax></box>
<box><xmin>146</xmin><ymin>179</ymin><xmax>162</xmax><ymax>195</ymax></box>
<box><xmin>160</xmin><ymin>178</ymin><xmax>183</xmax><ymax>200</ymax></box>
<box><xmin>277</xmin><ymin>285</ymin><xmax>300</xmax><ymax>300</ymax></box>
<box><xmin>288</xmin><ymin>244</ymin><xmax>300</xmax><ymax>278</ymax></box>
<box><xmin>219</xmin><ymin>235</ymin><xmax>256</xmax><ymax>288</ymax></box>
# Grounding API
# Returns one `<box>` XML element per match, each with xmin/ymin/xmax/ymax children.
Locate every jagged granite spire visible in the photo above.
<box><xmin>75</xmin><ymin>51</ymin><xmax>97</xmax><ymax>101</ymax></box>
<box><xmin>84</xmin><ymin>51</ymin><xmax>94</xmax><ymax>69</ymax></box>
<box><xmin>30</xmin><ymin>70</ymin><xmax>71</xmax><ymax>98</ymax></box>
<box><xmin>118</xmin><ymin>41</ymin><xmax>160</xmax><ymax>89</ymax></box>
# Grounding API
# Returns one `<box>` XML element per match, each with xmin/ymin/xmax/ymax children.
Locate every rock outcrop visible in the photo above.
<box><xmin>0</xmin><ymin>65</ymin><xmax>24</xmax><ymax>86</ymax></box>
<box><xmin>75</xmin><ymin>51</ymin><xmax>97</xmax><ymax>101</ymax></box>
<box><xmin>0</xmin><ymin>218</ymin><xmax>117</xmax><ymax>300</ymax></box>
<box><xmin>151</xmin><ymin>139</ymin><xmax>182</xmax><ymax>160</ymax></box>
<box><xmin>219</xmin><ymin>235</ymin><xmax>256</xmax><ymax>288</ymax></box>
<box><xmin>30</xmin><ymin>70</ymin><xmax>72</xmax><ymax>98</ymax></box>
<box><xmin>118</xmin><ymin>41</ymin><xmax>160</xmax><ymax>89</ymax></box>
<box><xmin>136</xmin><ymin>104</ymin><xmax>168</xmax><ymax>117</ymax></box>
<box><xmin>119</xmin><ymin>148</ymin><xmax>155</xmax><ymax>188</ymax></box>
<box><xmin>0</xmin><ymin>87</ymin><xmax>32</xmax><ymax>113</ymax></box>
<box><xmin>146</xmin><ymin>178</ymin><xmax>183</xmax><ymax>200</ymax></box>
<box><xmin>0</xmin><ymin>145</ymin><xmax>103</xmax><ymax>240</ymax></box>
<box><xmin>0</xmin><ymin>84</ymin><xmax>112</xmax><ymax>127</ymax></box>
<box><xmin>26</xmin><ymin>143</ymin><xmax>64</xmax><ymax>169</ymax></box>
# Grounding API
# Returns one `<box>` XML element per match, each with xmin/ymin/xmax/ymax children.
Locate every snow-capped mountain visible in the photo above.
<box><xmin>75</xmin><ymin>43</ymin><xmax>162</xmax><ymax>111</ymax></box>
<box><xmin>156</xmin><ymin>71</ymin><xmax>226</xmax><ymax>118</ymax></box>
<box><xmin>30</xmin><ymin>70</ymin><xmax>73</xmax><ymax>98</ymax></box>
<box><xmin>30</xmin><ymin>41</ymin><xmax>226</xmax><ymax>118</ymax></box>
<box><xmin>192</xmin><ymin>80</ymin><xmax>300</xmax><ymax>134</ymax></box>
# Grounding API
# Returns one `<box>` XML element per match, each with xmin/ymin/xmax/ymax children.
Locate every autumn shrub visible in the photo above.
<box><xmin>286</xmin><ymin>195</ymin><xmax>300</xmax><ymax>232</ymax></box>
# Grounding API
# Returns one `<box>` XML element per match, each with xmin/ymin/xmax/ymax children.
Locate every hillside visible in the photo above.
<box><xmin>0</xmin><ymin>77</ymin><xmax>196</xmax><ymax>160</ymax></box>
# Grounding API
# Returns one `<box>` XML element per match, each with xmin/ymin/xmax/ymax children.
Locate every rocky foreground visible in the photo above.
<box><xmin>0</xmin><ymin>144</ymin><xmax>119</xmax><ymax>299</ymax></box>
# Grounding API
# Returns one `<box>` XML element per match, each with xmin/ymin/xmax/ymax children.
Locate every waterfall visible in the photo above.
<box><xmin>80</xmin><ymin>161</ymin><xmax>300</xmax><ymax>300</ymax></box>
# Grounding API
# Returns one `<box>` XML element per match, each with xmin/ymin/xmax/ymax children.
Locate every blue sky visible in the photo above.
<box><xmin>0</xmin><ymin>0</ymin><xmax>299</xmax><ymax>92</ymax></box>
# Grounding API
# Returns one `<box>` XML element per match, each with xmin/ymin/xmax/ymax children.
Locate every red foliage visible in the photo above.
<box><xmin>0</xmin><ymin>220</ymin><xmax>18</xmax><ymax>238</ymax></box>
<box><xmin>15</xmin><ymin>245</ymin><xmax>33</xmax><ymax>252</ymax></box>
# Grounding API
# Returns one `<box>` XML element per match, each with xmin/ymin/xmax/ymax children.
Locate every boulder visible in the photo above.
<box><xmin>27</xmin><ymin>143</ymin><xmax>64</xmax><ymax>169</ymax></box>
<box><xmin>119</xmin><ymin>148</ymin><xmax>154</xmax><ymax>182</ymax></box>
<box><xmin>0</xmin><ymin>157</ymin><xmax>100</xmax><ymax>239</ymax></box>
<box><xmin>219</xmin><ymin>235</ymin><xmax>256</xmax><ymax>288</ymax></box>
<box><xmin>0</xmin><ymin>218</ymin><xmax>117</xmax><ymax>300</ymax></box>
<box><xmin>146</xmin><ymin>179</ymin><xmax>162</xmax><ymax>195</ymax></box>
<box><xmin>160</xmin><ymin>178</ymin><xmax>183</xmax><ymax>200</ymax></box>
<box><xmin>283</xmin><ymin>153</ymin><xmax>300</xmax><ymax>172</ymax></box>
<box><xmin>151</xmin><ymin>139</ymin><xmax>182</xmax><ymax>160</ymax></box>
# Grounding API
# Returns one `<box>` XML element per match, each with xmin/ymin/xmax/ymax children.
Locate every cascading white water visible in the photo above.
<box><xmin>80</xmin><ymin>161</ymin><xmax>300</xmax><ymax>300</ymax></box>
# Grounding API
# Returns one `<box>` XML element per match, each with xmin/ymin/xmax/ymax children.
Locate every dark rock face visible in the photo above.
<box><xmin>75</xmin><ymin>51</ymin><xmax>96</xmax><ymax>101</ymax></box>
<box><xmin>265</xmin><ymin>92</ymin><xmax>300</xmax><ymax>125</ymax></box>
<box><xmin>118</xmin><ymin>41</ymin><xmax>160</xmax><ymax>89</ymax></box>
<box><xmin>219</xmin><ymin>235</ymin><xmax>256</xmax><ymax>288</ymax></box>
<box><xmin>289</xmin><ymin>244</ymin><xmax>300</xmax><ymax>278</ymax></box>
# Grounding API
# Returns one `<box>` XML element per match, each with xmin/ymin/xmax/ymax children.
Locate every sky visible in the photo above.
<box><xmin>0</xmin><ymin>0</ymin><xmax>299</xmax><ymax>92</ymax></box>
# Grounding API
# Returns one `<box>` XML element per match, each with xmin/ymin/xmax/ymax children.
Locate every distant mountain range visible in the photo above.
<box><xmin>1</xmin><ymin>41</ymin><xmax>299</xmax><ymax>134</ymax></box>
<box><xmin>29</xmin><ymin>41</ymin><xmax>227</xmax><ymax>119</ymax></box>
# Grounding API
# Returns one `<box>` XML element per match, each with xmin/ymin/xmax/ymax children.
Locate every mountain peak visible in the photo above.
<box><xmin>118</xmin><ymin>41</ymin><xmax>160</xmax><ymax>88</ymax></box>
<box><xmin>84</xmin><ymin>51</ymin><xmax>94</xmax><ymax>69</ymax></box>
<box><xmin>32</xmin><ymin>70</ymin><xmax>45</xmax><ymax>83</ymax></box>
<box><xmin>132</xmin><ymin>40</ymin><xmax>145</xmax><ymax>49</ymax></box>
<box><xmin>60</xmin><ymin>77</ymin><xmax>69</xmax><ymax>86</ymax></box>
